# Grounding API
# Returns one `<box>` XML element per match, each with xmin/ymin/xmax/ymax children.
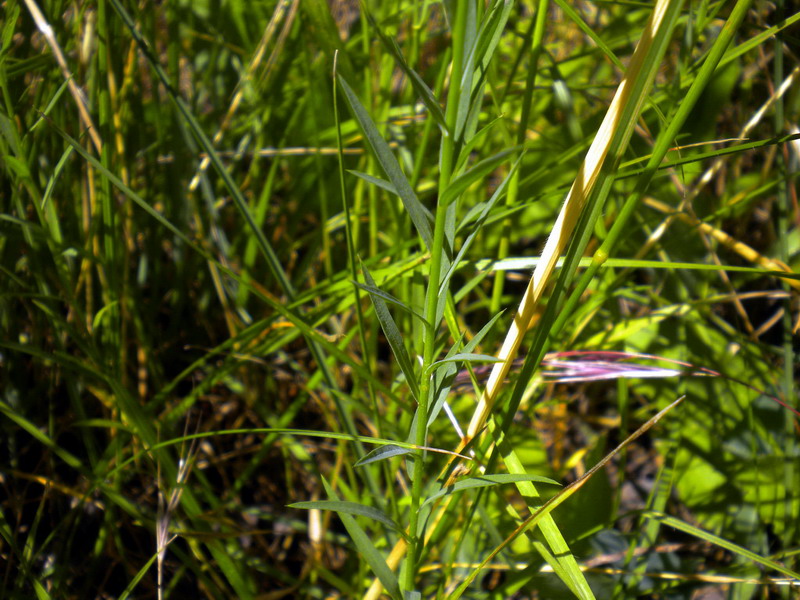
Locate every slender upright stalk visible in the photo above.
<box><xmin>404</xmin><ymin>2</ymin><xmax>469</xmax><ymax>592</ymax></box>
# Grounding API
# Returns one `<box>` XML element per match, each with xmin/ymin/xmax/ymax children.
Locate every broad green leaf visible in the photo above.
<box><xmin>422</xmin><ymin>474</ymin><xmax>560</xmax><ymax>508</ymax></box>
<box><xmin>338</xmin><ymin>76</ymin><xmax>433</xmax><ymax>249</ymax></box>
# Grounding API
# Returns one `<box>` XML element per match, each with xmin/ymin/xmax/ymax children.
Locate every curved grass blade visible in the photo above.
<box><xmin>425</xmin><ymin>353</ymin><xmax>502</xmax><ymax>377</ymax></box>
<box><xmin>352</xmin><ymin>281</ymin><xmax>430</xmax><ymax>329</ymax></box>
<box><xmin>439</xmin><ymin>156</ymin><xmax>522</xmax><ymax>296</ymax></box>
<box><xmin>363</xmin><ymin>8</ymin><xmax>447</xmax><ymax>132</ymax></box>
<box><xmin>643</xmin><ymin>512</ymin><xmax>800</xmax><ymax>581</ymax></box>
<box><xmin>348</xmin><ymin>170</ymin><xmax>398</xmax><ymax>195</ymax></box>
<box><xmin>448</xmin><ymin>396</ymin><xmax>686</xmax><ymax>600</ymax></box>
<box><xmin>439</xmin><ymin>148</ymin><xmax>517</xmax><ymax>207</ymax></box>
<box><xmin>454</xmin><ymin>0</ymin><xmax>513</xmax><ymax>143</ymax></box>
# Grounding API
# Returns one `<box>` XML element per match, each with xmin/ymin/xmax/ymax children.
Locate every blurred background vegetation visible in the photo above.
<box><xmin>0</xmin><ymin>0</ymin><xmax>798</xmax><ymax>598</ymax></box>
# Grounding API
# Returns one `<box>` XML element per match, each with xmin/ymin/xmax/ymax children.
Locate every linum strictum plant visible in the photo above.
<box><xmin>289</xmin><ymin>0</ymin><xmax>800</xmax><ymax>597</ymax></box>
<box><xmin>292</xmin><ymin>0</ymin><xmax>730</xmax><ymax>597</ymax></box>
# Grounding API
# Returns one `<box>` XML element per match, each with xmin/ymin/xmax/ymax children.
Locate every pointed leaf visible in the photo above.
<box><xmin>354</xmin><ymin>444</ymin><xmax>413</xmax><ymax>467</ymax></box>
<box><xmin>365</xmin><ymin>10</ymin><xmax>448</xmax><ymax>132</ymax></box>
<box><xmin>440</xmin><ymin>148</ymin><xmax>517</xmax><ymax>207</ymax></box>
<box><xmin>321</xmin><ymin>478</ymin><xmax>401</xmax><ymax>600</ymax></box>
<box><xmin>361</xmin><ymin>261</ymin><xmax>420</xmax><ymax>401</ymax></box>
<box><xmin>348</xmin><ymin>169</ymin><xmax>397</xmax><ymax>195</ymax></box>
<box><xmin>455</xmin><ymin>0</ymin><xmax>514</xmax><ymax>142</ymax></box>
<box><xmin>440</xmin><ymin>156</ymin><xmax>522</xmax><ymax>296</ymax></box>
<box><xmin>423</xmin><ymin>474</ymin><xmax>560</xmax><ymax>508</ymax></box>
<box><xmin>339</xmin><ymin>76</ymin><xmax>433</xmax><ymax>248</ymax></box>
<box><xmin>352</xmin><ymin>281</ymin><xmax>430</xmax><ymax>329</ymax></box>
<box><xmin>426</xmin><ymin>353</ymin><xmax>502</xmax><ymax>377</ymax></box>
<box><xmin>289</xmin><ymin>500</ymin><xmax>402</xmax><ymax>533</ymax></box>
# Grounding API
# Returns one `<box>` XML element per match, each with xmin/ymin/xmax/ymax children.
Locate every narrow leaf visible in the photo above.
<box><xmin>339</xmin><ymin>76</ymin><xmax>433</xmax><ymax>248</ymax></box>
<box><xmin>439</xmin><ymin>148</ymin><xmax>517</xmax><ymax>206</ymax></box>
<box><xmin>426</xmin><ymin>353</ymin><xmax>502</xmax><ymax>377</ymax></box>
<box><xmin>289</xmin><ymin>500</ymin><xmax>402</xmax><ymax>533</ymax></box>
<box><xmin>361</xmin><ymin>261</ymin><xmax>420</xmax><ymax>401</ymax></box>
<box><xmin>423</xmin><ymin>474</ymin><xmax>560</xmax><ymax>508</ymax></box>
<box><xmin>440</xmin><ymin>156</ymin><xmax>522</xmax><ymax>296</ymax></box>
<box><xmin>352</xmin><ymin>281</ymin><xmax>430</xmax><ymax>329</ymax></box>
<box><xmin>348</xmin><ymin>169</ymin><xmax>398</xmax><ymax>195</ymax></box>
<box><xmin>365</xmin><ymin>10</ymin><xmax>448</xmax><ymax>132</ymax></box>
<box><xmin>643</xmin><ymin>512</ymin><xmax>800</xmax><ymax>581</ymax></box>
<box><xmin>354</xmin><ymin>444</ymin><xmax>413</xmax><ymax>467</ymax></box>
<box><xmin>321</xmin><ymin>478</ymin><xmax>401</xmax><ymax>600</ymax></box>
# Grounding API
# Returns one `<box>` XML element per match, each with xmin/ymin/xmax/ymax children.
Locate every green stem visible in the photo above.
<box><xmin>404</xmin><ymin>2</ymin><xmax>469</xmax><ymax>592</ymax></box>
<box><xmin>490</xmin><ymin>0</ymin><xmax>549</xmax><ymax>314</ymax></box>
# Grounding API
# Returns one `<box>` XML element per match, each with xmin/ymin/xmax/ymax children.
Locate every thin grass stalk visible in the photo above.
<box><xmin>489</xmin><ymin>0</ymin><xmax>548</xmax><ymax>315</ymax></box>
<box><xmin>22</xmin><ymin>0</ymin><xmax>103</xmax><ymax>153</ymax></box>
<box><xmin>332</xmin><ymin>49</ymin><xmax>389</xmax><ymax>498</ymax></box>
<box><xmin>109</xmin><ymin>0</ymin><xmax>388</xmax><ymax>506</ymax></box>
<box><xmin>447</xmin><ymin>2</ymin><xmax>686</xmax><ymax>596</ymax></box>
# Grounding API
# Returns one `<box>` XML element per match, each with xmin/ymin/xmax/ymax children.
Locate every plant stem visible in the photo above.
<box><xmin>404</xmin><ymin>2</ymin><xmax>469</xmax><ymax>592</ymax></box>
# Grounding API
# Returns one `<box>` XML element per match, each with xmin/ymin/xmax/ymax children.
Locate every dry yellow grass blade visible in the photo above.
<box><xmin>23</xmin><ymin>0</ymin><xmax>103</xmax><ymax>153</ymax></box>
<box><xmin>464</xmin><ymin>0</ymin><xmax>674</xmax><ymax>443</ymax></box>
<box><xmin>642</xmin><ymin>196</ymin><xmax>799</xmax><ymax>289</ymax></box>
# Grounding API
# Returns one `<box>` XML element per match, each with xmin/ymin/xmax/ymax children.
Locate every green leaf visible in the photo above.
<box><xmin>440</xmin><ymin>156</ymin><xmax>522</xmax><ymax>296</ymax></box>
<box><xmin>360</xmin><ymin>261</ymin><xmax>420</xmax><ymax>402</ymax></box>
<box><xmin>321</xmin><ymin>477</ymin><xmax>401</xmax><ymax>600</ymax></box>
<box><xmin>551</xmin><ymin>0</ymin><xmax>624</xmax><ymax>70</ymax></box>
<box><xmin>348</xmin><ymin>169</ymin><xmax>398</xmax><ymax>195</ymax></box>
<box><xmin>423</xmin><ymin>474</ymin><xmax>561</xmax><ymax>508</ymax></box>
<box><xmin>439</xmin><ymin>148</ymin><xmax>517</xmax><ymax>207</ymax></box>
<box><xmin>352</xmin><ymin>281</ymin><xmax>430</xmax><ymax>329</ymax></box>
<box><xmin>453</xmin><ymin>114</ymin><xmax>506</xmax><ymax>175</ymax></box>
<box><xmin>289</xmin><ymin>500</ymin><xmax>402</xmax><ymax>533</ymax></box>
<box><xmin>426</xmin><ymin>353</ymin><xmax>502</xmax><ymax>377</ymax></box>
<box><xmin>427</xmin><ymin>310</ymin><xmax>505</xmax><ymax>427</ymax></box>
<box><xmin>364</xmin><ymin>10</ymin><xmax>448</xmax><ymax>132</ymax></box>
<box><xmin>3</xmin><ymin>154</ymin><xmax>31</xmax><ymax>178</ymax></box>
<box><xmin>354</xmin><ymin>444</ymin><xmax>414</xmax><ymax>467</ymax></box>
<box><xmin>338</xmin><ymin>76</ymin><xmax>433</xmax><ymax>249</ymax></box>
<box><xmin>454</xmin><ymin>0</ymin><xmax>514</xmax><ymax>143</ymax></box>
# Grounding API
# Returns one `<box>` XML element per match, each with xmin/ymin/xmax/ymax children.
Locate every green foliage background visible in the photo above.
<box><xmin>0</xmin><ymin>0</ymin><xmax>798</xmax><ymax>598</ymax></box>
